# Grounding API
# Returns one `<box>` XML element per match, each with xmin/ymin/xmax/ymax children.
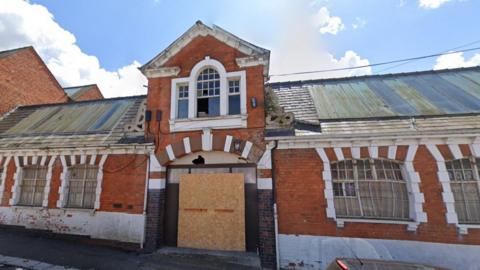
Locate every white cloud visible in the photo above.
<box><xmin>312</xmin><ymin>7</ymin><xmax>345</xmax><ymax>35</ymax></box>
<box><xmin>0</xmin><ymin>0</ymin><xmax>146</xmax><ymax>98</ymax></box>
<box><xmin>267</xmin><ymin>3</ymin><xmax>371</xmax><ymax>82</ymax></box>
<box><xmin>434</xmin><ymin>52</ymin><xmax>480</xmax><ymax>70</ymax></box>
<box><xmin>352</xmin><ymin>17</ymin><xmax>367</xmax><ymax>30</ymax></box>
<box><xmin>419</xmin><ymin>0</ymin><xmax>452</xmax><ymax>9</ymax></box>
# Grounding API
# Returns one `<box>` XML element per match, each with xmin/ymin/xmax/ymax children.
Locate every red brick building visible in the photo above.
<box><xmin>64</xmin><ymin>84</ymin><xmax>104</xmax><ymax>101</ymax></box>
<box><xmin>0</xmin><ymin>46</ymin><xmax>69</xmax><ymax>116</ymax></box>
<box><xmin>0</xmin><ymin>21</ymin><xmax>480</xmax><ymax>270</ymax></box>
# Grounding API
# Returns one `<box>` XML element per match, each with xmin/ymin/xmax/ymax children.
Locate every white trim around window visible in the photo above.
<box><xmin>427</xmin><ymin>143</ymin><xmax>480</xmax><ymax>234</ymax></box>
<box><xmin>0</xmin><ymin>156</ymin><xmax>11</xmax><ymax>204</ymax></box>
<box><xmin>316</xmin><ymin>145</ymin><xmax>426</xmax><ymax>230</ymax></box>
<box><xmin>169</xmin><ymin>57</ymin><xmax>247</xmax><ymax>132</ymax></box>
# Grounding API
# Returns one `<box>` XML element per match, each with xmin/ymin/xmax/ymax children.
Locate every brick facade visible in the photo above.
<box><xmin>1</xmin><ymin>154</ymin><xmax>147</xmax><ymax>213</ymax></box>
<box><xmin>72</xmin><ymin>84</ymin><xmax>104</xmax><ymax>101</ymax></box>
<box><xmin>274</xmin><ymin>146</ymin><xmax>480</xmax><ymax>244</ymax></box>
<box><xmin>145</xmin><ymin>35</ymin><xmax>266</xmax><ymax>152</ymax></box>
<box><xmin>0</xmin><ymin>47</ymin><xmax>68</xmax><ymax>116</ymax></box>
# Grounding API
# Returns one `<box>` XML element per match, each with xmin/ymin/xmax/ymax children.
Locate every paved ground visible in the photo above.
<box><xmin>0</xmin><ymin>229</ymin><xmax>261</xmax><ymax>270</ymax></box>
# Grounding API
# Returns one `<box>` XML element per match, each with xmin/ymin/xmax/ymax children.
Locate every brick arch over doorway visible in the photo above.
<box><xmin>145</xmin><ymin>132</ymin><xmax>277</xmax><ymax>269</ymax></box>
<box><xmin>155</xmin><ymin>132</ymin><xmax>265</xmax><ymax>166</ymax></box>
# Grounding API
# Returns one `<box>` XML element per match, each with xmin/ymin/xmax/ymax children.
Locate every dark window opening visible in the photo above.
<box><xmin>197</xmin><ymin>97</ymin><xmax>220</xmax><ymax>117</ymax></box>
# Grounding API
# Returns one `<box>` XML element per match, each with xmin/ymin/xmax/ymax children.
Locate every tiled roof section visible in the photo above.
<box><xmin>0</xmin><ymin>95</ymin><xmax>147</xmax><ymax>149</ymax></box>
<box><xmin>272</xmin><ymin>86</ymin><xmax>319</xmax><ymax>124</ymax></box>
<box><xmin>269</xmin><ymin>66</ymin><xmax>480</xmax><ymax>121</ymax></box>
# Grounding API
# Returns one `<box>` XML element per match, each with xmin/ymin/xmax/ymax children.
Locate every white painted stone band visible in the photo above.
<box><xmin>149</xmin><ymin>178</ymin><xmax>166</xmax><ymax>190</ymax></box>
<box><xmin>257</xmin><ymin>178</ymin><xmax>272</xmax><ymax>190</ymax></box>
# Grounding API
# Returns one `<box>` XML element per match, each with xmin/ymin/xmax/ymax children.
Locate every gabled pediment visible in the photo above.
<box><xmin>140</xmin><ymin>21</ymin><xmax>270</xmax><ymax>78</ymax></box>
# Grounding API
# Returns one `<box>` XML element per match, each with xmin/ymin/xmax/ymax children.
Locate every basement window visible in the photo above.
<box><xmin>66</xmin><ymin>164</ymin><xmax>99</xmax><ymax>209</ymax></box>
<box><xmin>196</xmin><ymin>68</ymin><xmax>220</xmax><ymax>117</ymax></box>
<box><xmin>18</xmin><ymin>165</ymin><xmax>47</xmax><ymax>206</ymax></box>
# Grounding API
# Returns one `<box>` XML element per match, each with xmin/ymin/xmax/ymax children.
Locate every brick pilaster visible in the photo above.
<box><xmin>257</xmin><ymin>189</ymin><xmax>276</xmax><ymax>269</ymax></box>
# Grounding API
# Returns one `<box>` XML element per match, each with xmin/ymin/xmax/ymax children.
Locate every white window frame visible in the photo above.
<box><xmin>169</xmin><ymin>57</ymin><xmax>247</xmax><ymax>132</ymax></box>
<box><xmin>317</xmin><ymin>145</ymin><xmax>427</xmax><ymax>230</ymax></box>
<box><xmin>445</xmin><ymin>156</ymin><xmax>480</xmax><ymax>224</ymax></box>
<box><xmin>331</xmin><ymin>158</ymin><xmax>412</xmax><ymax>221</ymax></box>
<box><xmin>428</xmin><ymin>143</ymin><xmax>480</xmax><ymax>234</ymax></box>
<box><xmin>65</xmin><ymin>164</ymin><xmax>99</xmax><ymax>209</ymax></box>
<box><xmin>17</xmin><ymin>165</ymin><xmax>48</xmax><ymax>207</ymax></box>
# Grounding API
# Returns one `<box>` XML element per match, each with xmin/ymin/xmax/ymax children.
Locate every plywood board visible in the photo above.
<box><xmin>177</xmin><ymin>173</ymin><xmax>245</xmax><ymax>251</ymax></box>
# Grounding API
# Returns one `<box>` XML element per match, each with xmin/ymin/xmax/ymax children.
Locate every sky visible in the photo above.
<box><xmin>0</xmin><ymin>0</ymin><xmax>479</xmax><ymax>97</ymax></box>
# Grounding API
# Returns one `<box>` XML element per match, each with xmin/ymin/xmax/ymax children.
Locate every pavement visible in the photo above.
<box><xmin>0</xmin><ymin>229</ymin><xmax>261</xmax><ymax>270</ymax></box>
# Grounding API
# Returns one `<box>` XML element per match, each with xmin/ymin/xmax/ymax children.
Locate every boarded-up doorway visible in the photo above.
<box><xmin>177</xmin><ymin>173</ymin><xmax>245</xmax><ymax>251</ymax></box>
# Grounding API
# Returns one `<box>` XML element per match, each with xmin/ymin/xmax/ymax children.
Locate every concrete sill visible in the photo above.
<box><xmin>457</xmin><ymin>224</ymin><xmax>480</xmax><ymax>235</ymax></box>
<box><xmin>12</xmin><ymin>205</ymin><xmax>45</xmax><ymax>211</ymax></box>
<box><xmin>169</xmin><ymin>114</ymin><xmax>247</xmax><ymax>132</ymax></box>
<box><xmin>60</xmin><ymin>207</ymin><xmax>96</xmax><ymax>215</ymax></box>
<box><xmin>336</xmin><ymin>218</ymin><xmax>419</xmax><ymax>231</ymax></box>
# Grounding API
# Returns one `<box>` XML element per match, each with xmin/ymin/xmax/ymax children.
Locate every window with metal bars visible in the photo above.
<box><xmin>445</xmin><ymin>157</ymin><xmax>480</xmax><ymax>224</ymax></box>
<box><xmin>331</xmin><ymin>159</ymin><xmax>410</xmax><ymax>220</ymax></box>
<box><xmin>66</xmin><ymin>164</ymin><xmax>99</xmax><ymax>209</ymax></box>
<box><xmin>18</xmin><ymin>165</ymin><xmax>47</xmax><ymax>206</ymax></box>
<box><xmin>196</xmin><ymin>68</ymin><xmax>220</xmax><ymax>117</ymax></box>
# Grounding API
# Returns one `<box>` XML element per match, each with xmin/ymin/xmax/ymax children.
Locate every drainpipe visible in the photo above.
<box><xmin>141</xmin><ymin>154</ymin><xmax>151</xmax><ymax>249</ymax></box>
<box><xmin>271</xmin><ymin>140</ymin><xmax>280</xmax><ymax>270</ymax></box>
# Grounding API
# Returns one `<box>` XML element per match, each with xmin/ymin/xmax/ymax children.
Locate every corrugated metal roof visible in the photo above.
<box><xmin>0</xmin><ymin>95</ymin><xmax>147</xmax><ymax>149</ymax></box>
<box><xmin>269</xmin><ymin>66</ymin><xmax>480</xmax><ymax>122</ymax></box>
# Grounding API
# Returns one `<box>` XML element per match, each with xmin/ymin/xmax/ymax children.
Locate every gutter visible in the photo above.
<box><xmin>266</xmin><ymin>130</ymin><xmax>480</xmax><ymax>143</ymax></box>
<box><xmin>140</xmin><ymin>153</ymin><xmax>151</xmax><ymax>249</ymax></box>
<box><xmin>271</xmin><ymin>140</ymin><xmax>280</xmax><ymax>270</ymax></box>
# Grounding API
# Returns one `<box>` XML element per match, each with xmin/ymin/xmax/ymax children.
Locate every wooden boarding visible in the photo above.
<box><xmin>177</xmin><ymin>173</ymin><xmax>245</xmax><ymax>251</ymax></box>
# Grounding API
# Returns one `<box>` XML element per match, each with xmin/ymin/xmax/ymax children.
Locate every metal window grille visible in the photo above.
<box><xmin>66</xmin><ymin>164</ymin><xmax>99</xmax><ymax>209</ymax></box>
<box><xmin>331</xmin><ymin>159</ymin><xmax>410</xmax><ymax>220</ymax></box>
<box><xmin>18</xmin><ymin>165</ymin><xmax>47</xmax><ymax>206</ymax></box>
<box><xmin>446</xmin><ymin>157</ymin><xmax>480</xmax><ymax>224</ymax></box>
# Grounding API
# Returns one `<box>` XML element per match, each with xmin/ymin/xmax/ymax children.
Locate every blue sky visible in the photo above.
<box><xmin>1</xmin><ymin>0</ymin><xmax>479</xmax><ymax>96</ymax></box>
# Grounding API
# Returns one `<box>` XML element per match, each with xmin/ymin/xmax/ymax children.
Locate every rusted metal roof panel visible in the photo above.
<box><xmin>269</xmin><ymin>66</ymin><xmax>480</xmax><ymax>121</ymax></box>
<box><xmin>0</xmin><ymin>96</ymin><xmax>147</xmax><ymax>149</ymax></box>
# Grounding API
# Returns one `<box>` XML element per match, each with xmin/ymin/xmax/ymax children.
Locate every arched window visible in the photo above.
<box><xmin>196</xmin><ymin>68</ymin><xmax>220</xmax><ymax>117</ymax></box>
<box><xmin>331</xmin><ymin>159</ymin><xmax>410</xmax><ymax>220</ymax></box>
<box><xmin>446</xmin><ymin>157</ymin><xmax>480</xmax><ymax>224</ymax></box>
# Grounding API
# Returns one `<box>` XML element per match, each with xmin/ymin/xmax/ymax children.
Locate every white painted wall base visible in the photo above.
<box><xmin>0</xmin><ymin>207</ymin><xmax>144</xmax><ymax>244</ymax></box>
<box><xmin>279</xmin><ymin>234</ymin><xmax>480</xmax><ymax>270</ymax></box>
